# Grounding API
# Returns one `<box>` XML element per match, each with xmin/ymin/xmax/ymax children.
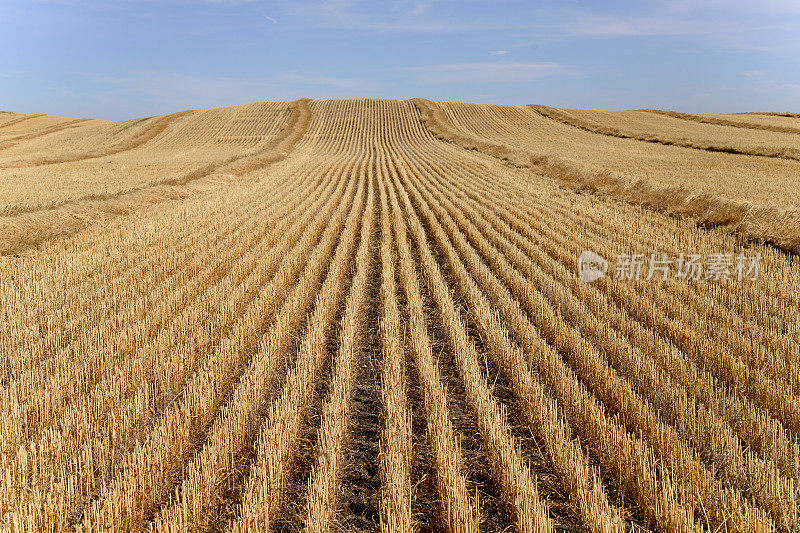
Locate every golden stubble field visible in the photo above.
<box><xmin>0</xmin><ymin>99</ymin><xmax>799</xmax><ymax>532</ymax></box>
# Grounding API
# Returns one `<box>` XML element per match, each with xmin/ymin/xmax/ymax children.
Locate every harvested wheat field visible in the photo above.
<box><xmin>1</xmin><ymin>98</ymin><xmax>800</xmax><ymax>532</ymax></box>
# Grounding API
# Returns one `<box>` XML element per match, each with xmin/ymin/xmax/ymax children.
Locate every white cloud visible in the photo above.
<box><xmin>401</xmin><ymin>62</ymin><xmax>569</xmax><ymax>83</ymax></box>
<box><xmin>490</xmin><ymin>50</ymin><xmax>508</xmax><ymax>55</ymax></box>
<box><xmin>742</xmin><ymin>70</ymin><xmax>764</xmax><ymax>77</ymax></box>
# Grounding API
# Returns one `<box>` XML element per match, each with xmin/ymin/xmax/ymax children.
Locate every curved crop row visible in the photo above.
<box><xmin>0</xmin><ymin>100</ymin><xmax>311</xmax><ymax>254</ymax></box>
<box><xmin>414</xmin><ymin>98</ymin><xmax>800</xmax><ymax>255</ymax></box>
<box><xmin>2</xmin><ymin>98</ymin><xmax>798</xmax><ymax>532</ymax></box>
<box><xmin>3</xmin><ymin>158</ymin><xmax>353</xmax><ymax>531</ymax></box>
<box><xmin>644</xmin><ymin>109</ymin><xmax>800</xmax><ymax>134</ymax></box>
<box><xmin>531</xmin><ymin>105</ymin><xmax>800</xmax><ymax>161</ymax></box>
<box><xmin>0</xmin><ymin>118</ymin><xmax>92</xmax><ymax>151</ymax></box>
<box><xmin>0</xmin><ymin>114</ymin><xmax>45</xmax><ymax>130</ymax></box>
<box><xmin>6</xmin><ymin>111</ymin><xmax>194</xmax><ymax>168</ymax></box>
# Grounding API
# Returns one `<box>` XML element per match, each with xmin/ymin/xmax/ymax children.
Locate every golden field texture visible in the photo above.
<box><xmin>422</xmin><ymin>100</ymin><xmax>800</xmax><ymax>252</ymax></box>
<box><xmin>0</xmin><ymin>99</ymin><xmax>799</xmax><ymax>532</ymax></box>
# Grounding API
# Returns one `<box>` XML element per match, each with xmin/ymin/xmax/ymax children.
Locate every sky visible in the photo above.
<box><xmin>1</xmin><ymin>0</ymin><xmax>799</xmax><ymax>119</ymax></box>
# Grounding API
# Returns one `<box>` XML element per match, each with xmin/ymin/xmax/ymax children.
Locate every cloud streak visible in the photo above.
<box><xmin>401</xmin><ymin>61</ymin><xmax>569</xmax><ymax>83</ymax></box>
<box><xmin>265</xmin><ymin>0</ymin><xmax>537</xmax><ymax>32</ymax></box>
<box><xmin>82</xmin><ymin>69</ymin><xmax>376</xmax><ymax>110</ymax></box>
<box><xmin>259</xmin><ymin>11</ymin><xmax>278</xmax><ymax>24</ymax></box>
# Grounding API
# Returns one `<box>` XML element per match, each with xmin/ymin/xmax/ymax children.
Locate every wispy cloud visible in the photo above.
<box><xmin>561</xmin><ymin>13</ymin><xmax>704</xmax><ymax>37</ymax></box>
<box><xmin>558</xmin><ymin>2</ymin><xmax>800</xmax><ymax>44</ymax></box>
<box><xmin>745</xmin><ymin>79</ymin><xmax>800</xmax><ymax>99</ymax></box>
<box><xmin>82</xmin><ymin>69</ymin><xmax>376</xmax><ymax>109</ymax></box>
<box><xmin>198</xmin><ymin>0</ymin><xmax>800</xmax><ymax>42</ymax></box>
<box><xmin>690</xmin><ymin>0</ymin><xmax>800</xmax><ymax>16</ymax></box>
<box><xmin>0</xmin><ymin>70</ymin><xmax>28</xmax><ymax>78</ymax></box>
<box><xmin>258</xmin><ymin>9</ymin><xmax>278</xmax><ymax>24</ymax></box>
<box><xmin>401</xmin><ymin>61</ymin><xmax>569</xmax><ymax>83</ymax></box>
<box><xmin>406</xmin><ymin>1</ymin><xmax>430</xmax><ymax>16</ymax></box>
<box><xmin>4</xmin><ymin>0</ymin><xmax>800</xmax><ymax>117</ymax></box>
<box><xmin>266</xmin><ymin>0</ymin><xmax>534</xmax><ymax>32</ymax></box>
<box><xmin>83</xmin><ymin>71</ymin><xmax>275</xmax><ymax>108</ymax></box>
<box><xmin>275</xmin><ymin>70</ymin><xmax>377</xmax><ymax>90</ymax></box>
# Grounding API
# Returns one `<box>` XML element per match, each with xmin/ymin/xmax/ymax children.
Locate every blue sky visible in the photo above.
<box><xmin>1</xmin><ymin>0</ymin><xmax>799</xmax><ymax>119</ymax></box>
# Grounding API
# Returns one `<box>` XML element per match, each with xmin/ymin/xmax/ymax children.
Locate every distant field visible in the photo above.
<box><xmin>1</xmin><ymin>99</ymin><xmax>799</xmax><ymax>532</ymax></box>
